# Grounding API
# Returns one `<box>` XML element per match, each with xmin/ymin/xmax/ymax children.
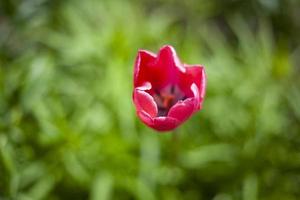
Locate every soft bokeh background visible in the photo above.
<box><xmin>1</xmin><ymin>0</ymin><xmax>300</xmax><ymax>199</ymax></box>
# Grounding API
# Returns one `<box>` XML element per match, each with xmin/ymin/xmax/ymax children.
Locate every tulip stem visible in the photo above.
<box><xmin>172</xmin><ymin>129</ymin><xmax>179</xmax><ymax>163</ymax></box>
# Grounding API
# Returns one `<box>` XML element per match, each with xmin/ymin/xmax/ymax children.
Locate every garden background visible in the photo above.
<box><xmin>1</xmin><ymin>0</ymin><xmax>300</xmax><ymax>199</ymax></box>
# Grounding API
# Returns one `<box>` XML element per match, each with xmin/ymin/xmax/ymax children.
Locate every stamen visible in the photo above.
<box><xmin>161</xmin><ymin>94</ymin><xmax>175</xmax><ymax>109</ymax></box>
<box><xmin>152</xmin><ymin>85</ymin><xmax>186</xmax><ymax>117</ymax></box>
<box><xmin>154</xmin><ymin>89</ymin><xmax>161</xmax><ymax>97</ymax></box>
<box><xmin>170</xmin><ymin>85</ymin><xmax>175</xmax><ymax>94</ymax></box>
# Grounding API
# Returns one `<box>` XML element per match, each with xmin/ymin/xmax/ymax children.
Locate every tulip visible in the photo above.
<box><xmin>133</xmin><ymin>45</ymin><xmax>206</xmax><ymax>131</ymax></box>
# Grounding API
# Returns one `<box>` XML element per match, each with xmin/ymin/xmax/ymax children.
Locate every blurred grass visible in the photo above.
<box><xmin>1</xmin><ymin>0</ymin><xmax>300</xmax><ymax>199</ymax></box>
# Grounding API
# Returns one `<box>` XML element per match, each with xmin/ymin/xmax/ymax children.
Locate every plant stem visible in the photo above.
<box><xmin>172</xmin><ymin>129</ymin><xmax>179</xmax><ymax>164</ymax></box>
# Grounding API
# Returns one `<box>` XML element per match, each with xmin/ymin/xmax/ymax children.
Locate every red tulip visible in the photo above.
<box><xmin>133</xmin><ymin>45</ymin><xmax>206</xmax><ymax>131</ymax></box>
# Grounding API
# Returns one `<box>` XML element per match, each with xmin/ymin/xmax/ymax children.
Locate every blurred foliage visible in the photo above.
<box><xmin>1</xmin><ymin>0</ymin><xmax>300</xmax><ymax>199</ymax></box>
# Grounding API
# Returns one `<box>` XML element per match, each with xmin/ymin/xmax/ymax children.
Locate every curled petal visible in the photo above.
<box><xmin>133</xmin><ymin>89</ymin><xmax>158</xmax><ymax>117</ymax></box>
<box><xmin>191</xmin><ymin>83</ymin><xmax>201</xmax><ymax>109</ymax></box>
<box><xmin>137</xmin><ymin>110</ymin><xmax>154</xmax><ymax>126</ymax></box>
<box><xmin>136</xmin><ymin>81</ymin><xmax>152</xmax><ymax>91</ymax></box>
<box><xmin>137</xmin><ymin>110</ymin><xmax>181</xmax><ymax>132</ymax></box>
<box><xmin>168</xmin><ymin>98</ymin><xmax>195</xmax><ymax>122</ymax></box>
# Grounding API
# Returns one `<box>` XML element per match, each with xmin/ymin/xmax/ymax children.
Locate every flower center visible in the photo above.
<box><xmin>153</xmin><ymin>85</ymin><xmax>185</xmax><ymax>116</ymax></box>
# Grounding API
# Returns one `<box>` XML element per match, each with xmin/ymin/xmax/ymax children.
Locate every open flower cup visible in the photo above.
<box><xmin>133</xmin><ymin>45</ymin><xmax>206</xmax><ymax>131</ymax></box>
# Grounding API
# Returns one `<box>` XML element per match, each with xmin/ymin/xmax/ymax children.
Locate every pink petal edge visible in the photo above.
<box><xmin>168</xmin><ymin>98</ymin><xmax>195</xmax><ymax>122</ymax></box>
<box><xmin>152</xmin><ymin>116</ymin><xmax>180</xmax><ymax>131</ymax></box>
<box><xmin>133</xmin><ymin>88</ymin><xmax>158</xmax><ymax>117</ymax></box>
<box><xmin>158</xmin><ymin>45</ymin><xmax>186</xmax><ymax>73</ymax></box>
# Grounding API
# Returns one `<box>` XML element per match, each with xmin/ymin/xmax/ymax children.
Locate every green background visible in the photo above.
<box><xmin>1</xmin><ymin>0</ymin><xmax>300</xmax><ymax>199</ymax></box>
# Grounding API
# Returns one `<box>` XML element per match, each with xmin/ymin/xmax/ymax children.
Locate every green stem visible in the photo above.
<box><xmin>172</xmin><ymin>129</ymin><xmax>179</xmax><ymax>163</ymax></box>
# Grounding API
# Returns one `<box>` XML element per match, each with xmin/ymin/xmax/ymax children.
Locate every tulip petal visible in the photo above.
<box><xmin>168</xmin><ymin>98</ymin><xmax>195</xmax><ymax>122</ymax></box>
<box><xmin>179</xmin><ymin>65</ymin><xmax>206</xmax><ymax>98</ymax></box>
<box><xmin>191</xmin><ymin>83</ymin><xmax>201</xmax><ymax>109</ymax></box>
<box><xmin>152</xmin><ymin>116</ymin><xmax>179</xmax><ymax>131</ymax></box>
<box><xmin>133</xmin><ymin>89</ymin><xmax>158</xmax><ymax>117</ymax></box>
<box><xmin>134</xmin><ymin>50</ymin><xmax>157</xmax><ymax>87</ymax></box>
<box><xmin>157</xmin><ymin>45</ymin><xmax>185</xmax><ymax>73</ymax></box>
<box><xmin>144</xmin><ymin>45</ymin><xmax>184</xmax><ymax>89</ymax></box>
<box><xmin>136</xmin><ymin>81</ymin><xmax>152</xmax><ymax>91</ymax></box>
<box><xmin>137</xmin><ymin>110</ymin><xmax>154</xmax><ymax>126</ymax></box>
<box><xmin>132</xmin><ymin>45</ymin><xmax>206</xmax><ymax>132</ymax></box>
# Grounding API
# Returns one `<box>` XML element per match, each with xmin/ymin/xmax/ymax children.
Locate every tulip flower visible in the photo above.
<box><xmin>133</xmin><ymin>45</ymin><xmax>206</xmax><ymax>131</ymax></box>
